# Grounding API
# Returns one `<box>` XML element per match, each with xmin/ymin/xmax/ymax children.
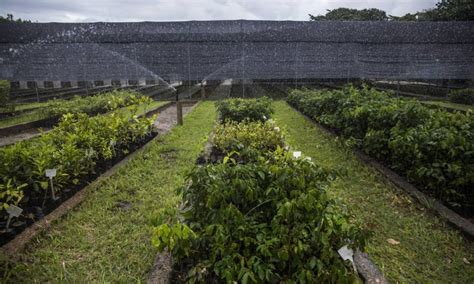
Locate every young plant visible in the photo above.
<box><xmin>153</xmin><ymin>149</ymin><xmax>367</xmax><ymax>283</ymax></box>
<box><xmin>216</xmin><ymin>97</ymin><xmax>273</xmax><ymax>123</ymax></box>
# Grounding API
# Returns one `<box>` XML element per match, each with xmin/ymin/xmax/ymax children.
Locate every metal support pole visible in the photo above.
<box><xmin>201</xmin><ymin>82</ymin><xmax>205</xmax><ymax>99</ymax></box>
<box><xmin>446</xmin><ymin>79</ymin><xmax>450</xmax><ymax>98</ymax></box>
<box><xmin>35</xmin><ymin>83</ymin><xmax>40</xmax><ymax>102</ymax></box>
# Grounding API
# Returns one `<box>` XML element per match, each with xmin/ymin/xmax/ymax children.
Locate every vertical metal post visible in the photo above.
<box><xmin>241</xmin><ymin>21</ymin><xmax>245</xmax><ymax>98</ymax></box>
<box><xmin>35</xmin><ymin>82</ymin><xmax>40</xmax><ymax>102</ymax></box>
<box><xmin>201</xmin><ymin>81</ymin><xmax>205</xmax><ymax>99</ymax></box>
<box><xmin>446</xmin><ymin>79</ymin><xmax>450</xmax><ymax>98</ymax></box>
<box><xmin>187</xmin><ymin>42</ymin><xmax>191</xmax><ymax>89</ymax></box>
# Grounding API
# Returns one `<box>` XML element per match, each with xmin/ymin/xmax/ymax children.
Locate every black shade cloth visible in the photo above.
<box><xmin>0</xmin><ymin>20</ymin><xmax>473</xmax><ymax>81</ymax></box>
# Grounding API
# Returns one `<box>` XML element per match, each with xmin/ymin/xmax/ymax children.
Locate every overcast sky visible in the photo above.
<box><xmin>3</xmin><ymin>0</ymin><xmax>439</xmax><ymax>22</ymax></box>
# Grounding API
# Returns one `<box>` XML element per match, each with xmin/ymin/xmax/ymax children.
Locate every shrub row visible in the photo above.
<box><xmin>41</xmin><ymin>89</ymin><xmax>151</xmax><ymax>118</ymax></box>
<box><xmin>0</xmin><ymin>110</ymin><xmax>155</xmax><ymax>212</ymax></box>
<box><xmin>287</xmin><ymin>86</ymin><xmax>474</xmax><ymax>212</ymax></box>
<box><xmin>215</xmin><ymin>97</ymin><xmax>273</xmax><ymax>123</ymax></box>
<box><xmin>152</xmin><ymin>98</ymin><xmax>366</xmax><ymax>283</ymax></box>
<box><xmin>449</xmin><ymin>88</ymin><xmax>474</xmax><ymax>105</ymax></box>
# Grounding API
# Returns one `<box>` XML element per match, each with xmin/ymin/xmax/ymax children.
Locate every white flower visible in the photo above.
<box><xmin>262</xmin><ymin>115</ymin><xmax>267</xmax><ymax>120</ymax></box>
<box><xmin>274</xmin><ymin>127</ymin><xmax>280</xmax><ymax>132</ymax></box>
<box><xmin>293</xmin><ymin>151</ymin><xmax>301</xmax><ymax>158</ymax></box>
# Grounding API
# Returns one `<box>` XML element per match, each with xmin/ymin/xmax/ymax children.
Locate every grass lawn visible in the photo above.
<box><xmin>273</xmin><ymin>101</ymin><xmax>474</xmax><ymax>283</ymax></box>
<box><xmin>13</xmin><ymin>101</ymin><xmax>51</xmax><ymax>111</ymax></box>
<box><xmin>1</xmin><ymin>102</ymin><xmax>216</xmax><ymax>282</ymax></box>
<box><xmin>0</xmin><ymin>110</ymin><xmax>48</xmax><ymax>128</ymax></box>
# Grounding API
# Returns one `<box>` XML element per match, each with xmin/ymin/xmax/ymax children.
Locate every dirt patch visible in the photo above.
<box><xmin>153</xmin><ymin>103</ymin><xmax>196</xmax><ymax>134</ymax></box>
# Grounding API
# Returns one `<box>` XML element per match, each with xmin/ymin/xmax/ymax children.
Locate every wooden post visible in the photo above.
<box><xmin>177</xmin><ymin>101</ymin><xmax>183</xmax><ymax>126</ymax></box>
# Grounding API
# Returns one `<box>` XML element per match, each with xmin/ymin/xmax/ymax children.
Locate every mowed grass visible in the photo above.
<box><xmin>273</xmin><ymin>101</ymin><xmax>474</xmax><ymax>283</ymax></box>
<box><xmin>1</xmin><ymin>102</ymin><xmax>216</xmax><ymax>282</ymax></box>
<box><xmin>0</xmin><ymin>110</ymin><xmax>48</xmax><ymax>128</ymax></box>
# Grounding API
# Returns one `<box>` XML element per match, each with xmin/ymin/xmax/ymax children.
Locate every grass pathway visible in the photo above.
<box><xmin>273</xmin><ymin>101</ymin><xmax>473</xmax><ymax>283</ymax></box>
<box><xmin>1</xmin><ymin>102</ymin><xmax>216</xmax><ymax>282</ymax></box>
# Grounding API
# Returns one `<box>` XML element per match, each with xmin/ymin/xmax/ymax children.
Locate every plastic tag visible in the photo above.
<box><xmin>338</xmin><ymin>245</ymin><xmax>356</xmax><ymax>271</ymax></box>
<box><xmin>45</xmin><ymin>169</ymin><xmax>57</xmax><ymax>178</ymax></box>
<box><xmin>293</xmin><ymin>151</ymin><xmax>301</xmax><ymax>158</ymax></box>
<box><xmin>6</xmin><ymin>205</ymin><xmax>23</xmax><ymax>217</ymax></box>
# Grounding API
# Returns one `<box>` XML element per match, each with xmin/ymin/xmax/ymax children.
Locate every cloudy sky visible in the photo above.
<box><xmin>3</xmin><ymin>0</ymin><xmax>439</xmax><ymax>22</ymax></box>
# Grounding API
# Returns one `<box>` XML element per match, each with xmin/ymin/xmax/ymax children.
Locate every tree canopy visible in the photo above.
<box><xmin>309</xmin><ymin>8</ymin><xmax>388</xmax><ymax>21</ymax></box>
<box><xmin>310</xmin><ymin>0</ymin><xmax>473</xmax><ymax>21</ymax></box>
<box><xmin>0</xmin><ymin>14</ymin><xmax>31</xmax><ymax>23</ymax></box>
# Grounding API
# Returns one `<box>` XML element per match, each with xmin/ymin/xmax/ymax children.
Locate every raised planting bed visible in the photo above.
<box><xmin>0</xmin><ymin>106</ymin><xmax>157</xmax><ymax>246</ymax></box>
<box><xmin>0</xmin><ymin>90</ymin><xmax>152</xmax><ymax>137</ymax></box>
<box><xmin>150</xmin><ymin>98</ymin><xmax>386</xmax><ymax>283</ymax></box>
<box><xmin>287</xmin><ymin>87</ymin><xmax>473</xmax><ymax>225</ymax></box>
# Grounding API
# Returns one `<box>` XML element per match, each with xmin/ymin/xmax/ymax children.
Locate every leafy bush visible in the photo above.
<box><xmin>0</xmin><ymin>110</ymin><xmax>155</xmax><ymax>211</ymax></box>
<box><xmin>43</xmin><ymin>90</ymin><xmax>151</xmax><ymax>118</ymax></box>
<box><xmin>153</xmin><ymin>149</ymin><xmax>366</xmax><ymax>283</ymax></box>
<box><xmin>449</xmin><ymin>88</ymin><xmax>474</xmax><ymax>105</ymax></box>
<box><xmin>213</xmin><ymin>120</ymin><xmax>285</xmax><ymax>160</ymax></box>
<box><xmin>216</xmin><ymin>97</ymin><xmax>273</xmax><ymax>123</ymax></box>
<box><xmin>0</xmin><ymin>80</ymin><xmax>12</xmax><ymax>111</ymax></box>
<box><xmin>288</xmin><ymin>86</ymin><xmax>474</xmax><ymax>211</ymax></box>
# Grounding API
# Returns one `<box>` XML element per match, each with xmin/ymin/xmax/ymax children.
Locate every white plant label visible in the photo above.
<box><xmin>293</xmin><ymin>151</ymin><xmax>301</xmax><ymax>158</ymax></box>
<box><xmin>5</xmin><ymin>205</ymin><xmax>23</xmax><ymax>231</ymax></box>
<box><xmin>6</xmin><ymin>205</ymin><xmax>23</xmax><ymax>218</ymax></box>
<box><xmin>46</xmin><ymin>169</ymin><xmax>59</xmax><ymax>200</ymax></box>
<box><xmin>338</xmin><ymin>245</ymin><xmax>356</xmax><ymax>271</ymax></box>
<box><xmin>45</xmin><ymin>168</ymin><xmax>57</xmax><ymax>178</ymax></box>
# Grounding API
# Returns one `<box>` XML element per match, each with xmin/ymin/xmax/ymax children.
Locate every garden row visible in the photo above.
<box><xmin>152</xmin><ymin>98</ymin><xmax>368</xmax><ymax>283</ymax></box>
<box><xmin>287</xmin><ymin>86</ymin><xmax>473</xmax><ymax>216</ymax></box>
<box><xmin>0</xmin><ymin>95</ymin><xmax>156</xmax><ymax>244</ymax></box>
<box><xmin>371</xmin><ymin>81</ymin><xmax>474</xmax><ymax>105</ymax></box>
<box><xmin>449</xmin><ymin>88</ymin><xmax>474</xmax><ymax>105</ymax></box>
<box><xmin>3</xmin><ymin>89</ymin><xmax>149</xmax><ymax>121</ymax></box>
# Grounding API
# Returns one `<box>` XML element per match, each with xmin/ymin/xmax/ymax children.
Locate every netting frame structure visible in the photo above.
<box><xmin>0</xmin><ymin>20</ymin><xmax>473</xmax><ymax>83</ymax></box>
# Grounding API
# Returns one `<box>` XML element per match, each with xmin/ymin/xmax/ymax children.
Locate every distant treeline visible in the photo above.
<box><xmin>310</xmin><ymin>0</ymin><xmax>473</xmax><ymax>21</ymax></box>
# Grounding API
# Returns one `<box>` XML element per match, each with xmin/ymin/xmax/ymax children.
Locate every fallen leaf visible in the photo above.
<box><xmin>387</xmin><ymin>238</ymin><xmax>400</xmax><ymax>245</ymax></box>
<box><xmin>463</xmin><ymin>258</ymin><xmax>470</xmax><ymax>264</ymax></box>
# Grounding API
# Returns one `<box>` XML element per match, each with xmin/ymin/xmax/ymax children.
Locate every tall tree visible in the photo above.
<box><xmin>433</xmin><ymin>0</ymin><xmax>474</xmax><ymax>21</ymax></box>
<box><xmin>0</xmin><ymin>14</ymin><xmax>31</xmax><ymax>23</ymax></box>
<box><xmin>393</xmin><ymin>0</ymin><xmax>473</xmax><ymax>21</ymax></box>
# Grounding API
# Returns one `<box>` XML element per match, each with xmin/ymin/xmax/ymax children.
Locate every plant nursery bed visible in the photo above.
<box><xmin>0</xmin><ymin>131</ymin><xmax>158</xmax><ymax>251</ymax></box>
<box><xmin>287</xmin><ymin>104</ymin><xmax>474</xmax><ymax>239</ymax></box>
<box><xmin>0</xmin><ymin>101</ymin><xmax>194</xmax><ymax>252</ymax></box>
<box><xmin>148</xmin><ymin>98</ymin><xmax>388</xmax><ymax>283</ymax></box>
<box><xmin>150</xmin><ymin>127</ymin><xmax>387</xmax><ymax>284</ymax></box>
